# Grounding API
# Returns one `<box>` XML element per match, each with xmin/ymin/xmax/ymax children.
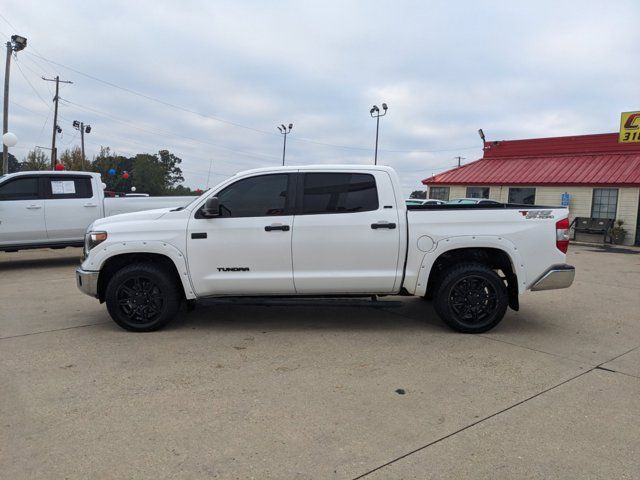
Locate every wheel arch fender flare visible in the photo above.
<box><xmin>86</xmin><ymin>241</ymin><xmax>196</xmax><ymax>300</ymax></box>
<box><xmin>413</xmin><ymin>236</ymin><xmax>526</xmax><ymax>297</ymax></box>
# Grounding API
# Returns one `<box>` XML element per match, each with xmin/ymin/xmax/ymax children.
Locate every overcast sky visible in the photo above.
<box><xmin>2</xmin><ymin>0</ymin><xmax>639</xmax><ymax>194</ymax></box>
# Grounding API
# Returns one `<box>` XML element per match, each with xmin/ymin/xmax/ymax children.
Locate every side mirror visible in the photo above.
<box><xmin>202</xmin><ymin>197</ymin><xmax>220</xmax><ymax>218</ymax></box>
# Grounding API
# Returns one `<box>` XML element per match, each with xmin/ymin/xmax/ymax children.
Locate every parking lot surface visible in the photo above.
<box><xmin>1</xmin><ymin>244</ymin><xmax>639</xmax><ymax>479</ymax></box>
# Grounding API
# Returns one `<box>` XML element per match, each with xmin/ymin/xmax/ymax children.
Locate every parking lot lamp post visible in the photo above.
<box><xmin>370</xmin><ymin>103</ymin><xmax>388</xmax><ymax>165</ymax></box>
<box><xmin>277</xmin><ymin>123</ymin><xmax>293</xmax><ymax>166</ymax></box>
<box><xmin>3</xmin><ymin>35</ymin><xmax>27</xmax><ymax>175</ymax></box>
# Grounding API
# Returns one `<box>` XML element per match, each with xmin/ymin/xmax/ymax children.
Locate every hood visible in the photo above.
<box><xmin>92</xmin><ymin>208</ymin><xmax>172</xmax><ymax>229</ymax></box>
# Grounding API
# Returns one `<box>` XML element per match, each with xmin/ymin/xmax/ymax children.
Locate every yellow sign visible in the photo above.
<box><xmin>619</xmin><ymin>111</ymin><xmax>640</xmax><ymax>143</ymax></box>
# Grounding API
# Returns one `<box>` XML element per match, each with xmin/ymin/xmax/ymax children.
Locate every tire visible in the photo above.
<box><xmin>433</xmin><ymin>262</ymin><xmax>508</xmax><ymax>333</ymax></box>
<box><xmin>105</xmin><ymin>263</ymin><xmax>181</xmax><ymax>332</ymax></box>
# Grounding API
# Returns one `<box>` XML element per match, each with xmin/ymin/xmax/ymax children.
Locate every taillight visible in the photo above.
<box><xmin>556</xmin><ymin>218</ymin><xmax>570</xmax><ymax>253</ymax></box>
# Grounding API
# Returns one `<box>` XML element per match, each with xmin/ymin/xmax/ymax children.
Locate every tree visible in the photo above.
<box><xmin>21</xmin><ymin>149</ymin><xmax>49</xmax><ymax>171</ymax></box>
<box><xmin>60</xmin><ymin>147</ymin><xmax>85</xmax><ymax>171</ymax></box>
<box><xmin>88</xmin><ymin>146</ymin><xmax>188</xmax><ymax>195</ymax></box>
<box><xmin>91</xmin><ymin>146</ymin><xmax>133</xmax><ymax>193</ymax></box>
<box><xmin>158</xmin><ymin>150</ymin><xmax>185</xmax><ymax>189</ymax></box>
<box><xmin>1</xmin><ymin>153</ymin><xmax>20</xmax><ymax>173</ymax></box>
<box><xmin>410</xmin><ymin>190</ymin><xmax>427</xmax><ymax>199</ymax></box>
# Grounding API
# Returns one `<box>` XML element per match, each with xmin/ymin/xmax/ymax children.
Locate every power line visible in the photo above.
<box><xmin>58</xmin><ymin>97</ymin><xmax>280</xmax><ymax>164</ymax></box>
<box><xmin>13</xmin><ymin>59</ymin><xmax>50</xmax><ymax>107</ymax></box>
<box><xmin>23</xmin><ymin>51</ymin><xmax>481</xmax><ymax>155</ymax></box>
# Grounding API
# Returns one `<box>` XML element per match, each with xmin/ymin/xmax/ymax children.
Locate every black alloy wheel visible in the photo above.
<box><xmin>116</xmin><ymin>276</ymin><xmax>164</xmax><ymax>324</ymax></box>
<box><xmin>434</xmin><ymin>263</ymin><xmax>508</xmax><ymax>333</ymax></box>
<box><xmin>105</xmin><ymin>263</ymin><xmax>181</xmax><ymax>332</ymax></box>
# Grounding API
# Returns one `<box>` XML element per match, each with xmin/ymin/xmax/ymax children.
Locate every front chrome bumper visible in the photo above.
<box><xmin>530</xmin><ymin>264</ymin><xmax>575</xmax><ymax>291</ymax></box>
<box><xmin>76</xmin><ymin>267</ymin><xmax>99</xmax><ymax>298</ymax></box>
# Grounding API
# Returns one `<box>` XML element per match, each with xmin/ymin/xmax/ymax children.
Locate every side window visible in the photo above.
<box><xmin>429</xmin><ymin>186</ymin><xmax>450</xmax><ymax>201</ymax></box>
<box><xmin>466</xmin><ymin>186</ymin><xmax>490</xmax><ymax>199</ymax></box>
<box><xmin>591</xmin><ymin>188</ymin><xmax>618</xmax><ymax>219</ymax></box>
<box><xmin>46</xmin><ymin>177</ymin><xmax>93</xmax><ymax>199</ymax></box>
<box><xmin>301</xmin><ymin>173</ymin><xmax>378</xmax><ymax>215</ymax></box>
<box><xmin>215</xmin><ymin>174</ymin><xmax>290</xmax><ymax>217</ymax></box>
<box><xmin>0</xmin><ymin>177</ymin><xmax>40</xmax><ymax>201</ymax></box>
<box><xmin>508</xmin><ymin>187</ymin><xmax>536</xmax><ymax>205</ymax></box>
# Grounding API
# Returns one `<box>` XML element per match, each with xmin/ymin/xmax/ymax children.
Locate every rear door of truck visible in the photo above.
<box><xmin>291</xmin><ymin>170</ymin><xmax>401</xmax><ymax>294</ymax></box>
<box><xmin>43</xmin><ymin>174</ymin><xmax>102</xmax><ymax>242</ymax></box>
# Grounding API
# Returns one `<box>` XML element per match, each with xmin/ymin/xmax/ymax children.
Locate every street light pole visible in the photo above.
<box><xmin>73</xmin><ymin>120</ymin><xmax>91</xmax><ymax>170</ymax></box>
<box><xmin>369</xmin><ymin>103</ymin><xmax>388</xmax><ymax>165</ymax></box>
<box><xmin>2</xmin><ymin>35</ymin><xmax>27</xmax><ymax>175</ymax></box>
<box><xmin>277</xmin><ymin>123</ymin><xmax>293</xmax><ymax>166</ymax></box>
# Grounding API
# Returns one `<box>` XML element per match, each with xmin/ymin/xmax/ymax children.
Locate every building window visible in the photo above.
<box><xmin>429</xmin><ymin>187</ymin><xmax>450</xmax><ymax>201</ymax></box>
<box><xmin>508</xmin><ymin>187</ymin><xmax>536</xmax><ymax>205</ymax></box>
<box><xmin>591</xmin><ymin>188</ymin><xmax>618</xmax><ymax>219</ymax></box>
<box><xmin>466</xmin><ymin>187</ymin><xmax>490</xmax><ymax>199</ymax></box>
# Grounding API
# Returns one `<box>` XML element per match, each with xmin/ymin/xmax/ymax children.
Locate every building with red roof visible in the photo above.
<box><xmin>423</xmin><ymin>133</ymin><xmax>640</xmax><ymax>245</ymax></box>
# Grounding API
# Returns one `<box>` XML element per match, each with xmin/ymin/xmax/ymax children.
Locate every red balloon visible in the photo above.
<box><xmin>54</xmin><ymin>163</ymin><xmax>64</xmax><ymax>171</ymax></box>
<box><xmin>121</xmin><ymin>171</ymin><xmax>130</xmax><ymax>180</ymax></box>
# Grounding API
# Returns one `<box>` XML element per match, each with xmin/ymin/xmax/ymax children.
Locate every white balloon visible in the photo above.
<box><xmin>2</xmin><ymin>132</ymin><xmax>18</xmax><ymax>147</ymax></box>
<box><xmin>131</xmin><ymin>186</ymin><xmax>136</xmax><ymax>192</ymax></box>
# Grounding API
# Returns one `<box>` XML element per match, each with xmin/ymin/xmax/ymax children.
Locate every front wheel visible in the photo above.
<box><xmin>433</xmin><ymin>263</ymin><xmax>508</xmax><ymax>333</ymax></box>
<box><xmin>105</xmin><ymin>263</ymin><xmax>181</xmax><ymax>332</ymax></box>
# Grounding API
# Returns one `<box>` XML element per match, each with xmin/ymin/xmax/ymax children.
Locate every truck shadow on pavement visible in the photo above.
<box><xmin>95</xmin><ymin>298</ymin><xmax>449</xmax><ymax>333</ymax></box>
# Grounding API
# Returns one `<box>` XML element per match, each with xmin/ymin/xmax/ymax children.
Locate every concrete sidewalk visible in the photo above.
<box><xmin>1</xmin><ymin>245</ymin><xmax>638</xmax><ymax>479</ymax></box>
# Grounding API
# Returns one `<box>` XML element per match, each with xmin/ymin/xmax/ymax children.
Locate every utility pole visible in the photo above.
<box><xmin>73</xmin><ymin>120</ymin><xmax>91</xmax><ymax>170</ymax></box>
<box><xmin>3</xmin><ymin>35</ymin><xmax>27</xmax><ymax>175</ymax></box>
<box><xmin>277</xmin><ymin>123</ymin><xmax>293</xmax><ymax>166</ymax></box>
<box><xmin>43</xmin><ymin>76</ymin><xmax>72</xmax><ymax>168</ymax></box>
<box><xmin>369</xmin><ymin>103</ymin><xmax>388</xmax><ymax>165</ymax></box>
<box><xmin>455</xmin><ymin>156</ymin><xmax>465</xmax><ymax>167</ymax></box>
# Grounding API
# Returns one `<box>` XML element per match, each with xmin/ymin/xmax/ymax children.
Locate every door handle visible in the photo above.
<box><xmin>83</xmin><ymin>203</ymin><xmax>97</xmax><ymax>207</ymax></box>
<box><xmin>371</xmin><ymin>222</ymin><xmax>396</xmax><ymax>230</ymax></box>
<box><xmin>26</xmin><ymin>204</ymin><xmax>42</xmax><ymax>210</ymax></box>
<box><xmin>265</xmin><ymin>224</ymin><xmax>290</xmax><ymax>232</ymax></box>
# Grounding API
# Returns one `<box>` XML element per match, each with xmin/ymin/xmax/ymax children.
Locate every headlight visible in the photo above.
<box><xmin>84</xmin><ymin>231</ymin><xmax>108</xmax><ymax>257</ymax></box>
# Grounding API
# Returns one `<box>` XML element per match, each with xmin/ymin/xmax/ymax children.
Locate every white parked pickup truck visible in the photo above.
<box><xmin>76</xmin><ymin>165</ymin><xmax>575</xmax><ymax>333</ymax></box>
<box><xmin>0</xmin><ymin>170</ymin><xmax>195</xmax><ymax>252</ymax></box>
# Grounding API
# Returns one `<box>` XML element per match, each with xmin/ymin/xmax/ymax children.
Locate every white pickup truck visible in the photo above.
<box><xmin>0</xmin><ymin>170</ymin><xmax>195</xmax><ymax>252</ymax></box>
<box><xmin>76</xmin><ymin>165</ymin><xmax>575</xmax><ymax>333</ymax></box>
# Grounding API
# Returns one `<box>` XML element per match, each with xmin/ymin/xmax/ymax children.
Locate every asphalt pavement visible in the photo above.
<box><xmin>1</xmin><ymin>244</ymin><xmax>638</xmax><ymax>479</ymax></box>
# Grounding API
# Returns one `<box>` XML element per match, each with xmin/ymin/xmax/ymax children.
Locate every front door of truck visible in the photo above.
<box><xmin>186</xmin><ymin>173</ymin><xmax>296</xmax><ymax>296</ymax></box>
<box><xmin>291</xmin><ymin>171</ymin><xmax>401</xmax><ymax>294</ymax></box>
<box><xmin>43</xmin><ymin>175</ymin><xmax>102</xmax><ymax>241</ymax></box>
<box><xmin>0</xmin><ymin>176</ymin><xmax>46</xmax><ymax>246</ymax></box>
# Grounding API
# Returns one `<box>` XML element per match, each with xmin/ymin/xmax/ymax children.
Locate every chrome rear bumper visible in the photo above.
<box><xmin>530</xmin><ymin>264</ymin><xmax>575</xmax><ymax>291</ymax></box>
<box><xmin>76</xmin><ymin>267</ymin><xmax>99</xmax><ymax>298</ymax></box>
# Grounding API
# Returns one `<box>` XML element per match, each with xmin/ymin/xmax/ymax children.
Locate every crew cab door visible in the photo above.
<box><xmin>0</xmin><ymin>175</ymin><xmax>47</xmax><ymax>246</ymax></box>
<box><xmin>186</xmin><ymin>173</ymin><xmax>296</xmax><ymax>296</ymax></box>
<box><xmin>43</xmin><ymin>175</ymin><xmax>101</xmax><ymax>241</ymax></box>
<box><xmin>291</xmin><ymin>171</ymin><xmax>401</xmax><ymax>294</ymax></box>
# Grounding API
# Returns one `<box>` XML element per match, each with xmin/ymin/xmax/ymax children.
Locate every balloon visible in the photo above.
<box><xmin>54</xmin><ymin>163</ymin><xmax>64</xmax><ymax>171</ymax></box>
<box><xmin>2</xmin><ymin>132</ymin><xmax>18</xmax><ymax>147</ymax></box>
<box><xmin>108</xmin><ymin>168</ymin><xmax>116</xmax><ymax>176</ymax></box>
<box><xmin>122</xmin><ymin>171</ymin><xmax>129</xmax><ymax>180</ymax></box>
<box><xmin>131</xmin><ymin>186</ymin><xmax>136</xmax><ymax>192</ymax></box>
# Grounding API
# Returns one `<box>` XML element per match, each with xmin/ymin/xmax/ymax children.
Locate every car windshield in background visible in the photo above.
<box><xmin>405</xmin><ymin>199</ymin><xmax>424</xmax><ymax>205</ymax></box>
<box><xmin>447</xmin><ymin>199</ymin><xmax>477</xmax><ymax>204</ymax></box>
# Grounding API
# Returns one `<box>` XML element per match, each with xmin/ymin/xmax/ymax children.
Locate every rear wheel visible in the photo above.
<box><xmin>433</xmin><ymin>263</ymin><xmax>508</xmax><ymax>333</ymax></box>
<box><xmin>105</xmin><ymin>263</ymin><xmax>181</xmax><ymax>332</ymax></box>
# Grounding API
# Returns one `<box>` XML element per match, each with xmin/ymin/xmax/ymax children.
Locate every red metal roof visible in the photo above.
<box><xmin>423</xmin><ymin>133</ymin><xmax>640</xmax><ymax>186</ymax></box>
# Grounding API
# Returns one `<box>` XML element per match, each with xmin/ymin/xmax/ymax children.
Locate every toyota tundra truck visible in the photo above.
<box><xmin>76</xmin><ymin>165</ymin><xmax>575</xmax><ymax>333</ymax></box>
